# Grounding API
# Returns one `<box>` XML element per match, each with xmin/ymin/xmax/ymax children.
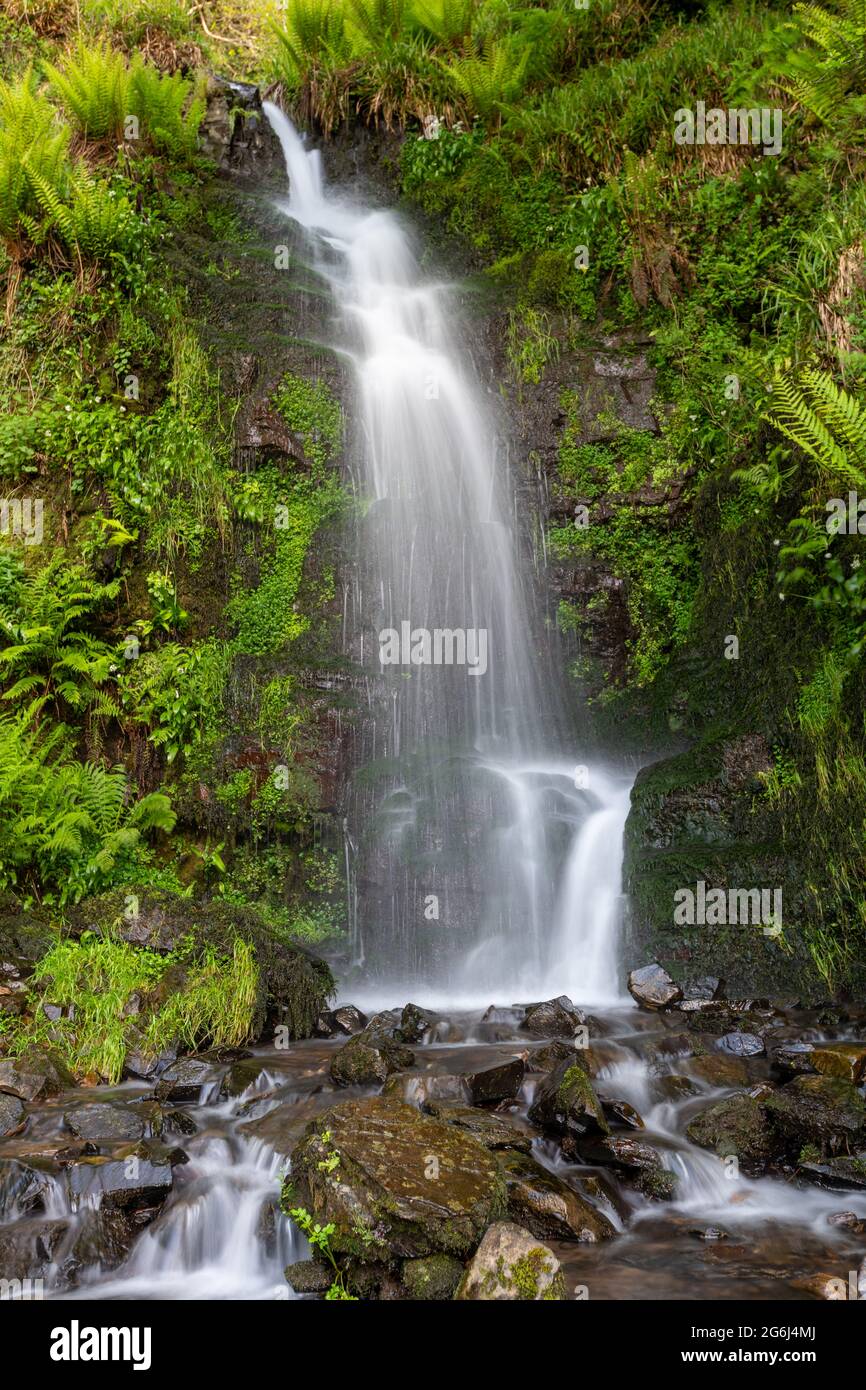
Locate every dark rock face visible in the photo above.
<box><xmin>765</xmin><ymin>1076</ymin><xmax>866</xmax><ymax>1154</ymax></box>
<box><xmin>627</xmin><ymin>963</ymin><xmax>683</xmax><ymax>1011</ymax></box>
<box><xmin>521</xmin><ymin>996</ymin><xmax>586</xmax><ymax>1038</ymax></box>
<box><xmin>329</xmin><ymin>1030</ymin><xmax>415</xmax><ymax>1087</ymax></box>
<box><xmin>285</xmin><ymin>1259</ymin><xmax>333</xmax><ymax>1294</ymax></box>
<box><xmin>0</xmin><ymin>1092</ymin><xmax>25</xmax><ymax>1137</ymax></box>
<box><xmin>64</xmin><ymin>1103</ymin><xmax>145</xmax><ymax>1142</ymax></box>
<box><xmin>422</xmin><ymin>1102</ymin><xmax>532</xmax><ymax>1153</ymax></box>
<box><xmin>686</xmin><ymin>1096</ymin><xmax>777</xmax><ymax>1170</ymax></box>
<box><xmin>287</xmin><ymin>1097</ymin><xmax>506</xmax><ymax>1262</ymax></box>
<box><xmin>63</xmin><ymin>1141</ymin><xmax>188</xmax><ymax>1211</ymax></box>
<box><xmin>395</xmin><ymin>1003</ymin><xmax>441</xmax><ymax>1044</ymax></box>
<box><xmin>198</xmin><ymin>77</ymin><xmax>282</xmax><ymax>179</ymax></box>
<box><xmin>800</xmin><ymin>1159</ymin><xmax>866</xmax><ymax>1192</ymax></box>
<box><xmin>578</xmin><ymin>1135</ymin><xmax>678</xmax><ymax>1200</ymax></box>
<box><xmin>528</xmin><ymin>1059</ymin><xmax>609</xmax><ymax>1144</ymax></box>
<box><xmin>315</xmin><ymin>1005</ymin><xmax>368</xmax><ymax>1038</ymax></box>
<box><xmin>154</xmin><ymin>1057</ymin><xmax>216</xmax><ymax>1103</ymax></box>
<box><xmin>497</xmin><ymin>1149</ymin><xmax>616</xmax><ymax>1243</ymax></box>
<box><xmin>455</xmin><ymin>1223</ymin><xmax>565</xmax><ymax>1301</ymax></box>
<box><xmin>468</xmin><ymin>1058</ymin><xmax>525</xmax><ymax>1106</ymax></box>
<box><xmin>0</xmin><ymin>1049</ymin><xmax>73</xmax><ymax>1101</ymax></box>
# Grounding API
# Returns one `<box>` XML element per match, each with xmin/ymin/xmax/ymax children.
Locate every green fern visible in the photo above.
<box><xmin>785</xmin><ymin>0</ymin><xmax>866</xmax><ymax>125</ymax></box>
<box><xmin>44</xmin><ymin>39</ymin><xmax>132</xmax><ymax>143</ymax></box>
<box><xmin>129</xmin><ymin>63</ymin><xmax>204</xmax><ymax>159</ymax></box>
<box><xmin>444</xmin><ymin>37</ymin><xmax>529</xmax><ymax>121</ymax></box>
<box><xmin>764</xmin><ymin>367</ymin><xmax>866</xmax><ymax>490</ymax></box>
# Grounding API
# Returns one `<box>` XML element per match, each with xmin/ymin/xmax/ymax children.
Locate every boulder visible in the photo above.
<box><xmin>154</xmin><ymin>1057</ymin><xmax>217</xmax><ymax>1103</ymax></box>
<box><xmin>578</xmin><ymin>1135</ymin><xmax>678</xmax><ymax>1199</ymax></box>
<box><xmin>0</xmin><ymin>1092</ymin><xmax>25</xmax><ymax>1137</ymax></box>
<box><xmin>686</xmin><ymin>1096</ymin><xmax>777</xmax><ymax>1170</ymax></box>
<box><xmin>0</xmin><ymin>1049</ymin><xmax>73</xmax><ymax>1101</ymax></box>
<box><xmin>521</xmin><ymin>996</ymin><xmax>586</xmax><ymax>1038</ymax></box>
<box><xmin>628</xmin><ymin>964</ymin><xmax>682</xmax><ymax>1011</ymax></box>
<box><xmin>603</xmin><ymin>1099</ymin><xmax>645</xmax><ymax>1130</ymax></box>
<box><xmin>497</xmin><ymin>1149</ymin><xmax>616</xmax><ymax>1243</ymax></box>
<box><xmin>716</xmin><ymin>1032</ymin><xmax>765</xmax><ymax>1058</ymax></box>
<box><xmin>286</xmin><ymin>1097</ymin><xmax>506</xmax><ymax>1263</ymax></box>
<box><xmin>797</xmin><ymin>1155</ymin><xmax>866</xmax><ymax>1191</ymax></box>
<box><xmin>468</xmin><ymin>1057</ymin><xmax>525</xmax><ymax>1106</ymax></box>
<box><xmin>810</xmin><ymin>1043</ymin><xmax>866</xmax><ymax>1084</ymax></box>
<box><xmin>401</xmin><ymin>1253</ymin><xmax>464</xmax><ymax>1301</ymax></box>
<box><xmin>382</xmin><ymin>1072</ymin><xmax>469</xmax><ymax>1106</ymax></box>
<box><xmin>315</xmin><ymin>1005</ymin><xmax>368</xmax><ymax>1038</ymax></box>
<box><xmin>525</xmin><ymin>1040</ymin><xmax>577</xmax><ymax>1072</ymax></box>
<box><xmin>455</xmin><ymin>1223</ymin><xmax>565</xmax><ymax>1301</ymax></box>
<box><xmin>765</xmin><ymin>1076</ymin><xmax>866</xmax><ymax>1153</ymax></box>
<box><xmin>63</xmin><ymin>1140</ymin><xmax>187</xmax><ymax>1211</ymax></box>
<box><xmin>528</xmin><ymin>1059</ymin><xmax>608</xmax><ymax>1143</ymax></box>
<box><xmin>64</xmin><ymin>1103</ymin><xmax>145</xmax><ymax>1143</ymax></box>
<box><xmin>285</xmin><ymin>1259</ymin><xmax>333</xmax><ymax>1294</ymax></box>
<box><xmin>219</xmin><ymin>1058</ymin><xmax>275</xmax><ymax>1099</ymax></box>
<box><xmin>329</xmin><ymin>1032</ymin><xmax>415</xmax><ymax>1087</ymax></box>
<box><xmin>395</xmin><ymin>1003</ymin><xmax>440</xmax><ymax>1044</ymax></box>
<box><xmin>689</xmin><ymin>1054</ymin><xmax>750</xmax><ymax>1088</ymax></box>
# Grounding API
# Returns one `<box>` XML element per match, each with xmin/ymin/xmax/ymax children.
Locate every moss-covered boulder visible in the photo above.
<box><xmin>285</xmin><ymin>1097</ymin><xmax>507</xmax><ymax>1263</ymax></box>
<box><xmin>401</xmin><ymin>1253</ymin><xmax>464</xmax><ymax>1300</ymax></box>
<box><xmin>765</xmin><ymin>1076</ymin><xmax>866</xmax><ymax>1154</ymax></box>
<box><xmin>329</xmin><ymin>1030</ymin><xmax>415</xmax><ymax>1087</ymax></box>
<box><xmin>528</xmin><ymin>1058</ymin><xmax>609</xmax><ymax>1144</ymax></box>
<box><xmin>69</xmin><ymin>889</ymin><xmax>334</xmax><ymax>1042</ymax></box>
<box><xmin>455</xmin><ymin>1223</ymin><xmax>565</xmax><ymax>1301</ymax></box>
<box><xmin>0</xmin><ymin>1048</ymin><xmax>73</xmax><ymax>1102</ymax></box>
<box><xmin>686</xmin><ymin>1095</ymin><xmax>777</xmax><ymax>1171</ymax></box>
<box><xmin>497</xmin><ymin>1148</ymin><xmax>616</xmax><ymax>1242</ymax></box>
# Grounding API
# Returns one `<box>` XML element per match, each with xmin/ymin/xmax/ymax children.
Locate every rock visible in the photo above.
<box><xmin>315</xmin><ymin>1005</ymin><xmax>368</xmax><ymax>1037</ymax></box>
<box><xmin>456</xmin><ymin>1223</ymin><xmax>565</xmax><ymax>1301</ymax></box>
<box><xmin>497</xmin><ymin>1149</ymin><xmax>616</xmax><ymax>1243</ymax></box>
<box><xmin>628</xmin><ymin>963</ymin><xmax>682</xmax><ymax>1011</ymax></box>
<box><xmin>690</xmin><ymin>1054</ymin><xmax>750</xmax><ymax>1088</ymax></box>
<box><xmin>382</xmin><ymin>1072</ymin><xmax>469</xmax><ymax>1106</ymax></box>
<box><xmin>528</xmin><ymin>1059</ymin><xmax>608</xmax><ymax>1142</ymax></box>
<box><xmin>64</xmin><ymin>1103</ymin><xmax>145</xmax><ymax>1143</ymax></box>
<box><xmin>238</xmin><ymin>1103</ymin><xmax>309</xmax><ymax>1156</ymax></box>
<box><xmin>521</xmin><ymin>996</ymin><xmax>586</xmax><ymax>1038</ymax></box>
<box><xmin>797</xmin><ymin>1156</ymin><xmax>866</xmax><ymax>1191</ymax></box>
<box><xmin>655</xmin><ymin>1074</ymin><xmax>699</xmax><ymax>1102</ymax></box>
<box><xmin>810</xmin><ymin>1043</ymin><xmax>866</xmax><ymax>1084</ymax></box>
<box><xmin>578</xmin><ymin>1136</ymin><xmax>678</xmax><ymax>1199</ymax></box>
<box><xmin>219</xmin><ymin>1058</ymin><xmax>274</xmax><ymax>1099</ymax></box>
<box><xmin>0</xmin><ymin>1217</ymin><xmax>70</xmax><ymax>1280</ymax></box>
<box><xmin>329</xmin><ymin>1032</ymin><xmax>415</xmax><ymax>1087</ymax></box>
<box><xmin>468</xmin><ymin>1057</ymin><xmax>525</xmax><ymax>1106</ymax></box>
<box><xmin>603</xmin><ymin>1099</ymin><xmax>645</xmax><ymax>1130</ymax></box>
<box><xmin>644</xmin><ymin>1032</ymin><xmax>704</xmax><ymax>1069</ymax></box>
<box><xmin>423</xmin><ymin>1102</ymin><xmax>532</xmax><ymax>1152</ymax></box>
<box><xmin>765</xmin><ymin>1076</ymin><xmax>866</xmax><ymax>1153</ymax></box>
<box><xmin>0</xmin><ymin>1049</ymin><xmax>73</xmax><ymax>1101</ymax></box>
<box><xmin>395</xmin><ymin>1003</ymin><xmax>440</xmax><ymax>1044</ymax></box>
<box><xmin>792</xmin><ymin>1272</ymin><xmax>850</xmax><ymax>1300</ymax></box>
<box><xmin>124</xmin><ymin>1046</ymin><xmax>177</xmax><ymax>1081</ymax></box>
<box><xmin>688</xmin><ymin>977</ymin><xmax>724</xmax><ymax>1000</ymax></box>
<box><xmin>771</xmin><ymin>1041</ymin><xmax>817</xmax><ymax>1077</ymax></box>
<box><xmin>198</xmin><ymin>76</ymin><xmax>282</xmax><ymax>177</ymax></box>
<box><xmin>154</xmin><ymin>1057</ymin><xmax>216</xmax><ymax>1103</ymax></box>
<box><xmin>286</xmin><ymin>1097</ymin><xmax>506</xmax><ymax>1262</ymax></box>
<box><xmin>285</xmin><ymin>1259</ymin><xmax>333</xmax><ymax>1294</ymax></box>
<box><xmin>402</xmin><ymin>1253</ymin><xmax>464</xmax><ymax>1301</ymax></box>
<box><xmin>63</xmin><ymin>1140</ymin><xmax>187</xmax><ymax>1211</ymax></box>
<box><xmin>0</xmin><ymin>1092</ymin><xmax>25</xmax><ymax>1137</ymax></box>
<box><xmin>827</xmin><ymin>1211</ymin><xmax>865</xmax><ymax>1233</ymax></box>
<box><xmin>686</xmin><ymin>1096</ymin><xmax>777</xmax><ymax>1170</ymax></box>
<box><xmin>716</xmin><ymin>1032</ymin><xmax>765</xmax><ymax>1058</ymax></box>
<box><xmin>526</xmin><ymin>1040</ymin><xmax>579</xmax><ymax>1072</ymax></box>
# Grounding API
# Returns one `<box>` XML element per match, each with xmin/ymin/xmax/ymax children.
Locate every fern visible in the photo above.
<box><xmin>764</xmin><ymin>367</ymin><xmax>866</xmax><ymax>490</ymax></box>
<box><xmin>785</xmin><ymin>0</ymin><xmax>866</xmax><ymax>125</ymax></box>
<box><xmin>0</xmin><ymin>71</ymin><xmax>70</xmax><ymax>251</ymax></box>
<box><xmin>444</xmin><ymin>37</ymin><xmax>529</xmax><ymax>121</ymax></box>
<box><xmin>44</xmin><ymin>39</ymin><xmax>132</xmax><ymax>143</ymax></box>
<box><xmin>271</xmin><ymin>0</ymin><xmax>351</xmax><ymax>78</ymax></box>
<box><xmin>129</xmin><ymin>63</ymin><xmax>204</xmax><ymax>159</ymax></box>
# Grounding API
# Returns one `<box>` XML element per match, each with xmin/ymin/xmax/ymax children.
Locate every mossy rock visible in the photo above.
<box><xmin>686</xmin><ymin>1095</ymin><xmax>777</xmax><ymax>1171</ymax></box>
<box><xmin>765</xmin><ymin>1076</ymin><xmax>866</xmax><ymax>1155</ymax></box>
<box><xmin>68</xmin><ymin>889</ymin><xmax>334</xmax><ymax>1041</ymax></box>
<box><xmin>455</xmin><ymin>1223</ymin><xmax>565</xmax><ymax>1301</ymax></box>
<box><xmin>287</xmin><ymin>1096</ymin><xmax>507</xmax><ymax>1265</ymax></box>
<box><xmin>401</xmin><ymin>1253</ymin><xmax>464</xmax><ymax>1300</ymax></box>
<box><xmin>527</xmin><ymin>1059</ymin><xmax>609</xmax><ymax>1142</ymax></box>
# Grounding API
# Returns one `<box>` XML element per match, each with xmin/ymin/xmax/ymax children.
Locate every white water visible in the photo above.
<box><xmin>264</xmin><ymin>104</ymin><xmax>632</xmax><ymax>1005</ymax></box>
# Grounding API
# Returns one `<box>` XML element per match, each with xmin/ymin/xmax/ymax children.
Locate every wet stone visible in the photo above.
<box><xmin>520</xmin><ymin>996</ymin><xmax>586</xmax><ymax>1039</ymax></box>
<box><xmin>64</xmin><ymin>1103</ymin><xmax>145</xmax><ymax>1143</ymax></box>
<box><xmin>154</xmin><ymin>1057</ymin><xmax>217</xmax><ymax>1103</ymax></box>
<box><xmin>456</xmin><ymin>1223</ymin><xmax>565</xmax><ymax>1301</ymax></box>
<box><xmin>716</xmin><ymin>1032</ymin><xmax>766</xmax><ymax>1058</ymax></box>
<box><xmin>497</xmin><ymin>1148</ymin><xmax>616</xmax><ymax>1243</ymax></box>
<box><xmin>468</xmin><ymin>1057</ymin><xmax>525</xmax><ymax>1106</ymax></box>
<box><xmin>285</xmin><ymin>1258</ymin><xmax>333</xmax><ymax>1293</ymax></box>
<box><xmin>0</xmin><ymin>1049</ymin><xmax>73</xmax><ymax>1102</ymax></box>
<box><xmin>628</xmin><ymin>963</ymin><xmax>683</xmax><ymax>1011</ymax></box>
<box><xmin>0</xmin><ymin>1092</ymin><xmax>25</xmax><ymax>1137</ymax></box>
<box><xmin>402</xmin><ymin>1253</ymin><xmax>464</xmax><ymax>1301</ymax></box>
<box><xmin>528</xmin><ymin>1058</ymin><xmax>608</xmax><ymax>1142</ymax></box>
<box><xmin>423</xmin><ymin>1101</ymin><xmax>532</xmax><ymax>1152</ymax></box>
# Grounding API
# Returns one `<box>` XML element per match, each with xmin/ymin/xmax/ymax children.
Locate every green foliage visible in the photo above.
<box><xmin>44</xmin><ymin>40</ymin><xmax>131</xmax><ymax>142</ymax></box>
<box><xmin>282</xmin><ymin>1201</ymin><xmax>357</xmax><ymax>1300</ymax></box>
<box><xmin>272</xmin><ymin>371</ymin><xmax>343</xmax><ymax>470</ymax></box>
<box><xmin>505</xmin><ymin>305</ymin><xmax>559</xmax><ymax>385</ymax></box>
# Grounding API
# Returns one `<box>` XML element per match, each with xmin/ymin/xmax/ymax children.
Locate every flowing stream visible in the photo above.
<box><xmin>1</xmin><ymin>113</ymin><xmax>864</xmax><ymax>1303</ymax></box>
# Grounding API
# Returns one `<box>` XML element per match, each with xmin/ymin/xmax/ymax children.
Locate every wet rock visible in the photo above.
<box><xmin>628</xmin><ymin>963</ymin><xmax>682</xmax><ymax>1011</ymax></box>
<box><xmin>526</xmin><ymin>1040</ymin><xmax>579</xmax><ymax>1072</ymax></box>
<box><xmin>810</xmin><ymin>1043</ymin><xmax>866</xmax><ymax>1084</ymax></box>
<box><xmin>827</xmin><ymin>1211</ymin><xmax>865</xmax><ymax>1233</ymax></box>
<box><xmin>797</xmin><ymin>1155</ymin><xmax>866</xmax><ymax>1191</ymax></box>
<box><xmin>396</xmin><ymin>1003</ymin><xmax>440</xmax><ymax>1044</ymax></box>
<box><xmin>198</xmin><ymin>76</ymin><xmax>282</xmax><ymax>177</ymax></box>
<box><xmin>603</xmin><ymin>1099</ymin><xmax>645</xmax><ymax>1130</ymax></box>
<box><xmin>124</xmin><ymin>1046</ymin><xmax>178</xmax><ymax>1081</ymax></box>
<box><xmin>792</xmin><ymin>1272</ymin><xmax>850</xmax><ymax>1300</ymax></box>
<box><xmin>239</xmin><ymin>1103</ymin><xmax>309</xmax><ymax>1156</ymax></box>
<box><xmin>688</xmin><ymin>977</ymin><xmax>724</xmax><ymax>1001</ymax></box>
<box><xmin>456</xmin><ymin>1223</ymin><xmax>565</xmax><ymax>1300</ymax></box>
<box><xmin>468</xmin><ymin>1057</ymin><xmax>525</xmax><ymax>1106</ymax></box>
<box><xmin>497</xmin><ymin>1149</ymin><xmax>616</xmax><ymax>1243</ymax></box>
<box><xmin>716</xmin><ymin>1032</ymin><xmax>765</xmax><ymax>1058</ymax></box>
<box><xmin>285</xmin><ymin>1259</ymin><xmax>333</xmax><ymax>1294</ymax></box>
<box><xmin>315</xmin><ymin>1005</ymin><xmax>368</xmax><ymax>1037</ymax></box>
<box><xmin>644</xmin><ymin>1032</ymin><xmax>704</xmax><ymax>1069</ymax></box>
<box><xmin>64</xmin><ymin>1103</ymin><xmax>145</xmax><ymax>1143</ymax></box>
<box><xmin>329</xmin><ymin>1032</ymin><xmax>415</xmax><ymax>1088</ymax></box>
<box><xmin>0</xmin><ymin>1049</ymin><xmax>73</xmax><ymax>1101</ymax></box>
<box><xmin>0</xmin><ymin>1160</ymin><xmax>51</xmax><ymax>1219</ymax></box>
<box><xmin>520</xmin><ymin>996</ymin><xmax>586</xmax><ymax>1038</ymax></box>
<box><xmin>747</xmin><ymin>1083</ymin><xmax>775</xmax><ymax>1102</ymax></box>
<box><xmin>382</xmin><ymin>1072</ymin><xmax>469</xmax><ymax>1106</ymax></box>
<box><xmin>286</xmin><ymin>1097</ymin><xmax>506</xmax><ymax>1262</ymax></box>
<box><xmin>689</xmin><ymin>1054</ymin><xmax>750</xmax><ymax>1088</ymax></box>
<box><xmin>154</xmin><ymin>1057</ymin><xmax>217</xmax><ymax>1103</ymax></box>
<box><xmin>0</xmin><ymin>1092</ymin><xmax>25</xmax><ymax>1137</ymax></box>
<box><xmin>422</xmin><ymin>1101</ymin><xmax>532</xmax><ymax>1152</ymax></box>
<box><xmin>0</xmin><ymin>1217</ymin><xmax>69</xmax><ymax>1280</ymax></box>
<box><xmin>63</xmin><ymin>1140</ymin><xmax>188</xmax><ymax>1211</ymax></box>
<box><xmin>654</xmin><ymin>1074</ymin><xmax>699</xmax><ymax>1102</ymax></box>
<box><xmin>770</xmin><ymin>1041</ymin><xmax>817</xmax><ymax>1078</ymax></box>
<box><xmin>402</xmin><ymin>1253</ymin><xmax>464</xmax><ymax>1301</ymax></box>
<box><xmin>578</xmin><ymin>1136</ymin><xmax>678</xmax><ymax>1199</ymax></box>
<box><xmin>528</xmin><ymin>1058</ymin><xmax>608</xmax><ymax>1142</ymax></box>
<box><xmin>686</xmin><ymin>1096</ymin><xmax>777</xmax><ymax>1170</ymax></box>
<box><xmin>219</xmin><ymin>1058</ymin><xmax>274</xmax><ymax>1099</ymax></box>
<box><xmin>765</xmin><ymin>1076</ymin><xmax>866</xmax><ymax>1153</ymax></box>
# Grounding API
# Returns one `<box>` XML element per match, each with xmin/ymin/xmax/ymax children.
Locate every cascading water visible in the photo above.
<box><xmin>263</xmin><ymin>103</ymin><xmax>632</xmax><ymax>1005</ymax></box>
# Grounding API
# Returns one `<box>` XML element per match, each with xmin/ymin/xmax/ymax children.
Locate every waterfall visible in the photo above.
<box><xmin>264</xmin><ymin>105</ymin><xmax>632</xmax><ymax>1006</ymax></box>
